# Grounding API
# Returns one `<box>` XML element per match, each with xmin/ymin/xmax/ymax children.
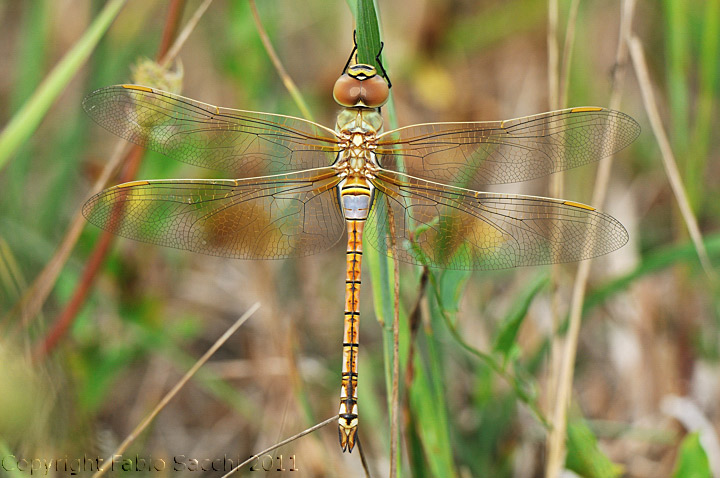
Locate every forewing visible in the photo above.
<box><xmin>83</xmin><ymin>85</ymin><xmax>341</xmax><ymax>177</ymax></box>
<box><xmin>376</xmin><ymin>108</ymin><xmax>639</xmax><ymax>189</ymax></box>
<box><xmin>82</xmin><ymin>168</ymin><xmax>344</xmax><ymax>259</ymax></box>
<box><xmin>366</xmin><ymin>171</ymin><xmax>628</xmax><ymax>270</ymax></box>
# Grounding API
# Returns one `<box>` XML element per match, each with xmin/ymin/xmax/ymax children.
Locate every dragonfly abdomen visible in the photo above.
<box><xmin>338</xmin><ymin>218</ymin><xmax>364</xmax><ymax>452</ymax></box>
<box><xmin>337</xmin><ymin>179</ymin><xmax>371</xmax><ymax>452</ymax></box>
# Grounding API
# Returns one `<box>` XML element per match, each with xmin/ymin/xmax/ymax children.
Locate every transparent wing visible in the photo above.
<box><xmin>376</xmin><ymin>108</ymin><xmax>640</xmax><ymax>189</ymax></box>
<box><xmin>366</xmin><ymin>170</ymin><xmax>628</xmax><ymax>270</ymax></box>
<box><xmin>83</xmin><ymin>85</ymin><xmax>341</xmax><ymax>177</ymax></box>
<box><xmin>82</xmin><ymin>168</ymin><xmax>344</xmax><ymax>259</ymax></box>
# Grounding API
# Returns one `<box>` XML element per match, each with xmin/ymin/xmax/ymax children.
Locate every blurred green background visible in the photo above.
<box><xmin>0</xmin><ymin>0</ymin><xmax>718</xmax><ymax>477</ymax></box>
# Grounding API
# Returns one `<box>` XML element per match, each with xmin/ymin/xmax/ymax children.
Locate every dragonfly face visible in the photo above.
<box><xmin>82</xmin><ymin>56</ymin><xmax>639</xmax><ymax>453</ymax></box>
<box><xmin>333</xmin><ymin>63</ymin><xmax>389</xmax><ymax>108</ymax></box>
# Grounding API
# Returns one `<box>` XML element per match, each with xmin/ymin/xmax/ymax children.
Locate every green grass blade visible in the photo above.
<box><xmin>673</xmin><ymin>432</ymin><xmax>712</xmax><ymax>478</ymax></box>
<box><xmin>0</xmin><ymin>0</ymin><xmax>126</xmax><ymax>172</ymax></box>
<box><xmin>492</xmin><ymin>273</ymin><xmax>549</xmax><ymax>362</ymax></box>
<box><xmin>566</xmin><ymin>418</ymin><xmax>623</xmax><ymax>478</ymax></box>
<box><xmin>409</xmin><ymin>310</ymin><xmax>458</xmax><ymax>478</ymax></box>
<box><xmin>355</xmin><ymin>0</ymin><xmax>382</xmax><ymax>69</ymax></box>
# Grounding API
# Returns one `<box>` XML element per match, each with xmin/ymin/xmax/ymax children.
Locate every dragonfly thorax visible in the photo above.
<box><xmin>334</xmin><ymin>107</ymin><xmax>382</xmax><ymax>178</ymax></box>
<box><xmin>336</xmin><ymin>107</ymin><xmax>383</xmax><ymax>133</ymax></box>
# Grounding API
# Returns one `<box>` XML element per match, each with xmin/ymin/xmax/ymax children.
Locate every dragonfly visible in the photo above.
<box><xmin>82</xmin><ymin>54</ymin><xmax>639</xmax><ymax>453</ymax></box>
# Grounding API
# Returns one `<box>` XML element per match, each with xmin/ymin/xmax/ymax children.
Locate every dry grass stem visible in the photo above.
<box><xmin>92</xmin><ymin>303</ymin><xmax>260</xmax><ymax>478</ymax></box>
<box><xmin>357</xmin><ymin>436</ymin><xmax>374</xmax><ymax>478</ymax></box>
<box><xmin>628</xmin><ymin>35</ymin><xmax>717</xmax><ymax>282</ymax></box>
<box><xmin>387</xmin><ymin>197</ymin><xmax>401</xmax><ymax>478</ymax></box>
<box><xmin>219</xmin><ymin>415</ymin><xmax>337</xmax><ymax>478</ymax></box>
<box><xmin>544</xmin><ymin>0</ymin><xmax>561</xmax><ymax>427</ymax></box>
<box><xmin>545</xmin><ymin>0</ymin><xmax>582</xmax><ymax>475</ymax></box>
<box><xmin>248</xmin><ymin>0</ymin><xmax>314</xmax><ymax>121</ymax></box>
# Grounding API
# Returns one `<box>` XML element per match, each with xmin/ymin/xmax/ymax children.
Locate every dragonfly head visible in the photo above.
<box><xmin>333</xmin><ymin>64</ymin><xmax>389</xmax><ymax>108</ymax></box>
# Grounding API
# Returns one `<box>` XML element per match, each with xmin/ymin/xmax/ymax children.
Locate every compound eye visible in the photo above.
<box><xmin>360</xmin><ymin>75</ymin><xmax>389</xmax><ymax>107</ymax></box>
<box><xmin>333</xmin><ymin>74</ymin><xmax>363</xmax><ymax>107</ymax></box>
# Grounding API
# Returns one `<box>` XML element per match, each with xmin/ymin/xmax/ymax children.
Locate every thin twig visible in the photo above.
<box><xmin>545</xmin><ymin>2</ymin><xmax>636</xmax><ymax>476</ymax></box>
<box><xmin>161</xmin><ymin>0</ymin><xmax>213</xmax><ymax>68</ymax></box>
<box><xmin>628</xmin><ymin>34</ymin><xmax>717</xmax><ymax>282</ymax></box>
<box><xmin>92</xmin><ymin>303</ymin><xmax>260</xmax><ymax>478</ymax></box>
<box><xmin>219</xmin><ymin>415</ymin><xmax>337</xmax><ymax>478</ymax></box>
<box><xmin>248</xmin><ymin>0</ymin><xmax>314</xmax><ymax>121</ymax></box>
<box><xmin>357</xmin><ymin>436</ymin><xmax>374</xmax><ymax>478</ymax></box>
